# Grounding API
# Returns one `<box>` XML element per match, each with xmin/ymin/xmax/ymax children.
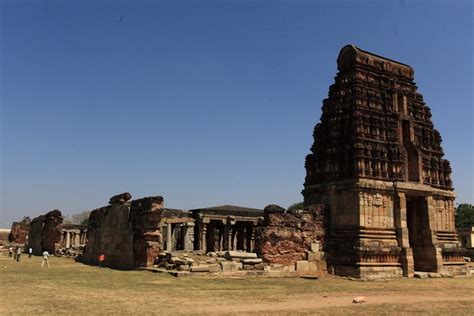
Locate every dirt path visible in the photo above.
<box><xmin>191</xmin><ymin>290</ymin><xmax>474</xmax><ymax>314</ymax></box>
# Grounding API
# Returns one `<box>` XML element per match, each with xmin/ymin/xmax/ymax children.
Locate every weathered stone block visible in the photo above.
<box><xmin>242</xmin><ymin>258</ymin><xmax>263</xmax><ymax>264</ymax></box>
<box><xmin>209</xmin><ymin>264</ymin><xmax>221</xmax><ymax>273</ymax></box>
<box><xmin>224</xmin><ymin>251</ymin><xmax>257</xmax><ymax>260</ymax></box>
<box><xmin>296</xmin><ymin>260</ymin><xmax>310</xmax><ymax>272</ymax></box>
<box><xmin>191</xmin><ymin>265</ymin><xmax>210</xmax><ymax>272</ymax></box>
<box><xmin>220</xmin><ymin>261</ymin><xmax>242</xmax><ymax>272</ymax></box>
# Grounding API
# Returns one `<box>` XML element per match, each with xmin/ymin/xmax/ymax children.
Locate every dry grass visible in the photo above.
<box><xmin>0</xmin><ymin>255</ymin><xmax>473</xmax><ymax>315</ymax></box>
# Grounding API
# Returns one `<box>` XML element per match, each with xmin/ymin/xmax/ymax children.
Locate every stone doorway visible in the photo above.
<box><xmin>206</xmin><ymin>220</ymin><xmax>225</xmax><ymax>252</ymax></box>
<box><xmin>406</xmin><ymin>196</ymin><xmax>435</xmax><ymax>271</ymax></box>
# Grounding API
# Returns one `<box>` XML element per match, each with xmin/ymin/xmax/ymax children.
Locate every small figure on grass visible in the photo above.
<box><xmin>41</xmin><ymin>250</ymin><xmax>50</xmax><ymax>268</ymax></box>
<box><xmin>16</xmin><ymin>247</ymin><xmax>22</xmax><ymax>262</ymax></box>
<box><xmin>8</xmin><ymin>246</ymin><xmax>13</xmax><ymax>258</ymax></box>
<box><xmin>99</xmin><ymin>253</ymin><xmax>105</xmax><ymax>268</ymax></box>
<box><xmin>28</xmin><ymin>247</ymin><xmax>33</xmax><ymax>258</ymax></box>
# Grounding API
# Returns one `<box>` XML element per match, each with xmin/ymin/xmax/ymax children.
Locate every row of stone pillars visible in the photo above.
<box><xmin>61</xmin><ymin>231</ymin><xmax>87</xmax><ymax>248</ymax></box>
<box><xmin>199</xmin><ymin>220</ymin><xmax>256</xmax><ymax>253</ymax></box>
<box><xmin>164</xmin><ymin>222</ymin><xmax>195</xmax><ymax>252</ymax></box>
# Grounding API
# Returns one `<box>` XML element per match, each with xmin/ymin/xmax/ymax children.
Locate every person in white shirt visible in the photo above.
<box><xmin>16</xmin><ymin>247</ymin><xmax>22</xmax><ymax>262</ymax></box>
<box><xmin>28</xmin><ymin>247</ymin><xmax>33</xmax><ymax>258</ymax></box>
<box><xmin>41</xmin><ymin>251</ymin><xmax>50</xmax><ymax>268</ymax></box>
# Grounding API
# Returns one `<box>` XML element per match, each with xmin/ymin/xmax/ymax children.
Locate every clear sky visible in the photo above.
<box><xmin>1</xmin><ymin>0</ymin><xmax>472</xmax><ymax>227</ymax></box>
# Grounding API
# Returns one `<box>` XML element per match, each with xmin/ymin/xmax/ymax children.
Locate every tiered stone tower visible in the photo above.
<box><xmin>303</xmin><ymin>45</ymin><xmax>467</xmax><ymax>278</ymax></box>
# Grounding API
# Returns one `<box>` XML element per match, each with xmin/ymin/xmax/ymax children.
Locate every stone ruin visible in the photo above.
<box><xmin>56</xmin><ymin>224</ymin><xmax>87</xmax><ymax>257</ymax></box>
<box><xmin>256</xmin><ymin>204</ymin><xmax>326</xmax><ymax>273</ymax></box>
<box><xmin>80</xmin><ymin>193</ymin><xmax>266</xmax><ymax>270</ymax></box>
<box><xmin>148</xmin><ymin>203</ymin><xmax>326</xmax><ymax>277</ymax></box>
<box><xmin>15</xmin><ymin>210</ymin><xmax>86</xmax><ymax>257</ymax></box>
<box><xmin>81</xmin><ymin>193</ymin><xmax>192</xmax><ymax>269</ymax></box>
<box><xmin>0</xmin><ymin>229</ymin><xmax>11</xmax><ymax>247</ymax></box>
<box><xmin>28</xmin><ymin>210</ymin><xmax>63</xmax><ymax>255</ymax></box>
<box><xmin>190</xmin><ymin>205</ymin><xmax>263</xmax><ymax>253</ymax></box>
<box><xmin>9</xmin><ymin>217</ymin><xmax>30</xmax><ymax>245</ymax></box>
<box><xmin>303</xmin><ymin>44</ymin><xmax>468</xmax><ymax>279</ymax></box>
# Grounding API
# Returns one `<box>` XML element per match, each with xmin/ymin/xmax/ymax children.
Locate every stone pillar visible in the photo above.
<box><xmin>425</xmin><ymin>196</ymin><xmax>444</xmax><ymax>272</ymax></box>
<box><xmin>394</xmin><ymin>192</ymin><xmax>414</xmax><ymax>277</ymax></box>
<box><xmin>66</xmin><ymin>232</ymin><xmax>71</xmax><ymax>249</ymax></box>
<box><xmin>166</xmin><ymin>223</ymin><xmax>172</xmax><ymax>252</ymax></box>
<box><xmin>233</xmin><ymin>227</ymin><xmax>238</xmax><ymax>250</ymax></box>
<box><xmin>242</xmin><ymin>226</ymin><xmax>247</xmax><ymax>251</ymax></box>
<box><xmin>225</xmin><ymin>224</ymin><xmax>232</xmax><ymax>251</ymax></box>
<box><xmin>250</xmin><ymin>225</ymin><xmax>255</xmax><ymax>252</ymax></box>
<box><xmin>184</xmin><ymin>222</ymin><xmax>194</xmax><ymax>251</ymax></box>
<box><xmin>218</xmin><ymin>224</ymin><xmax>224</xmax><ymax>251</ymax></box>
<box><xmin>201</xmin><ymin>223</ymin><xmax>207</xmax><ymax>252</ymax></box>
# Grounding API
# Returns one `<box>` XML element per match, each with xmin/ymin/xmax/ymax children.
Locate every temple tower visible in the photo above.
<box><xmin>303</xmin><ymin>45</ymin><xmax>467</xmax><ymax>278</ymax></box>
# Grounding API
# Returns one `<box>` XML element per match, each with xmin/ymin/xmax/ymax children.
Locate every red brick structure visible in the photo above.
<box><xmin>256</xmin><ymin>204</ymin><xmax>325</xmax><ymax>267</ymax></box>
<box><xmin>9</xmin><ymin>217</ymin><xmax>30</xmax><ymax>245</ymax></box>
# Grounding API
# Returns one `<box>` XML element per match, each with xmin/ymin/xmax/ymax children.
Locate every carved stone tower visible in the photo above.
<box><xmin>303</xmin><ymin>45</ymin><xmax>467</xmax><ymax>278</ymax></box>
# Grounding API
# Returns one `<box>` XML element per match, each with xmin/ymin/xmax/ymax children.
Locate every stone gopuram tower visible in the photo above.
<box><xmin>303</xmin><ymin>45</ymin><xmax>467</xmax><ymax>279</ymax></box>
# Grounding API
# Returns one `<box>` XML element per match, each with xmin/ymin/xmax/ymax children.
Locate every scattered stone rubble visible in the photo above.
<box><xmin>153</xmin><ymin>250</ymin><xmax>265</xmax><ymax>275</ymax></box>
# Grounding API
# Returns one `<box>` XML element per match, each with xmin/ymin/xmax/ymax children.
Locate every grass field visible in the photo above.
<box><xmin>0</xmin><ymin>255</ymin><xmax>473</xmax><ymax>315</ymax></box>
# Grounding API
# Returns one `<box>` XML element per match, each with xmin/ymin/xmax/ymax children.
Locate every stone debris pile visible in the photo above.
<box><xmin>55</xmin><ymin>245</ymin><xmax>85</xmax><ymax>258</ymax></box>
<box><xmin>154</xmin><ymin>250</ymin><xmax>264</xmax><ymax>274</ymax></box>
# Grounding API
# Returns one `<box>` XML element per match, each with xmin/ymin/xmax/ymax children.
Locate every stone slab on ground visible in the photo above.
<box><xmin>220</xmin><ymin>261</ymin><xmax>242</xmax><ymax>272</ymax></box>
<box><xmin>242</xmin><ymin>258</ymin><xmax>263</xmax><ymax>264</ymax></box>
<box><xmin>428</xmin><ymin>273</ymin><xmax>442</xmax><ymax>278</ymax></box>
<box><xmin>191</xmin><ymin>265</ymin><xmax>210</xmax><ymax>272</ymax></box>
<box><xmin>414</xmin><ymin>272</ymin><xmax>429</xmax><ymax>279</ymax></box>
<box><xmin>224</xmin><ymin>251</ymin><xmax>257</xmax><ymax>260</ymax></box>
<box><xmin>209</xmin><ymin>264</ymin><xmax>221</xmax><ymax>273</ymax></box>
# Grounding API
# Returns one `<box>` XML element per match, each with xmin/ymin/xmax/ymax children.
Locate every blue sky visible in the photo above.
<box><xmin>1</xmin><ymin>0</ymin><xmax>472</xmax><ymax>227</ymax></box>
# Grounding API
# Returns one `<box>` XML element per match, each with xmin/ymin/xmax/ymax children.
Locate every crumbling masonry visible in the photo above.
<box><xmin>28</xmin><ymin>210</ymin><xmax>63</xmax><ymax>255</ymax></box>
<box><xmin>82</xmin><ymin>193</ymin><xmax>192</xmax><ymax>269</ymax></box>
<box><xmin>9</xmin><ymin>217</ymin><xmax>30</xmax><ymax>245</ymax></box>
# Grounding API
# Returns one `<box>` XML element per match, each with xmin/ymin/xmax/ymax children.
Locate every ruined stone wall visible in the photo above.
<box><xmin>82</xmin><ymin>193</ymin><xmax>180</xmax><ymax>269</ymax></box>
<box><xmin>28</xmin><ymin>210</ymin><xmax>63</xmax><ymax>255</ymax></box>
<box><xmin>0</xmin><ymin>229</ymin><xmax>11</xmax><ymax>246</ymax></box>
<box><xmin>28</xmin><ymin>216</ymin><xmax>45</xmax><ymax>254</ymax></box>
<box><xmin>9</xmin><ymin>219</ymin><xmax>30</xmax><ymax>244</ymax></box>
<box><xmin>129</xmin><ymin>197</ymin><xmax>167</xmax><ymax>267</ymax></box>
<box><xmin>256</xmin><ymin>204</ymin><xmax>325</xmax><ymax>266</ymax></box>
<box><xmin>82</xmin><ymin>200</ymin><xmax>135</xmax><ymax>268</ymax></box>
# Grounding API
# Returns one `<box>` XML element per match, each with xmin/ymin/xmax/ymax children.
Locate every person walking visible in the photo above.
<box><xmin>41</xmin><ymin>250</ymin><xmax>50</xmax><ymax>268</ymax></box>
<box><xmin>8</xmin><ymin>246</ymin><xmax>13</xmax><ymax>258</ymax></box>
<box><xmin>98</xmin><ymin>253</ymin><xmax>105</xmax><ymax>268</ymax></box>
<box><xmin>16</xmin><ymin>247</ymin><xmax>22</xmax><ymax>262</ymax></box>
<box><xmin>13</xmin><ymin>246</ymin><xmax>17</xmax><ymax>260</ymax></box>
<box><xmin>28</xmin><ymin>247</ymin><xmax>33</xmax><ymax>258</ymax></box>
